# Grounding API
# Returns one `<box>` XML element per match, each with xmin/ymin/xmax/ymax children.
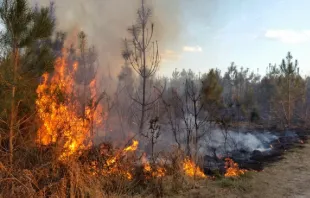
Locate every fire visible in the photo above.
<box><xmin>124</xmin><ymin>140</ymin><xmax>139</xmax><ymax>152</ymax></box>
<box><xmin>97</xmin><ymin>140</ymin><xmax>139</xmax><ymax>180</ymax></box>
<box><xmin>224</xmin><ymin>158</ymin><xmax>247</xmax><ymax>177</ymax></box>
<box><xmin>300</xmin><ymin>140</ymin><xmax>304</xmax><ymax>144</ymax></box>
<box><xmin>182</xmin><ymin>157</ymin><xmax>207</xmax><ymax>178</ymax></box>
<box><xmin>36</xmin><ymin>50</ymin><xmax>103</xmax><ymax>161</ymax></box>
<box><xmin>142</xmin><ymin>153</ymin><xmax>166</xmax><ymax>178</ymax></box>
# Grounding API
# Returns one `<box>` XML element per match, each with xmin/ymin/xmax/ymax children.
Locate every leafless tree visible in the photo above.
<box><xmin>161</xmin><ymin>76</ymin><xmax>212</xmax><ymax>166</ymax></box>
<box><xmin>122</xmin><ymin>0</ymin><xmax>162</xmax><ymax>136</ymax></box>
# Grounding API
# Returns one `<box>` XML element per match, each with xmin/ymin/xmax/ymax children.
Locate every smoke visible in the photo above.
<box><xmin>31</xmin><ymin>0</ymin><xmax>182</xmax><ymax>93</ymax></box>
<box><xmin>201</xmin><ymin>129</ymin><xmax>279</xmax><ymax>156</ymax></box>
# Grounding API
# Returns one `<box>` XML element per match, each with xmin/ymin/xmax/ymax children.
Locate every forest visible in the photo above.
<box><xmin>0</xmin><ymin>0</ymin><xmax>309</xmax><ymax>197</ymax></box>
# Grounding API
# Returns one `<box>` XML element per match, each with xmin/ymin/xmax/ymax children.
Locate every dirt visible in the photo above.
<box><xmin>177</xmin><ymin>143</ymin><xmax>310</xmax><ymax>198</ymax></box>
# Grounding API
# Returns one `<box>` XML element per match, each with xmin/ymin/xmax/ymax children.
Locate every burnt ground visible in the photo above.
<box><xmin>177</xmin><ymin>142</ymin><xmax>310</xmax><ymax>198</ymax></box>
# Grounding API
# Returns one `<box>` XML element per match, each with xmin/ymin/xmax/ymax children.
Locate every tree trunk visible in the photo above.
<box><xmin>139</xmin><ymin>2</ymin><xmax>147</xmax><ymax>135</ymax></box>
<box><xmin>9</xmin><ymin>47</ymin><xmax>19</xmax><ymax>167</ymax></box>
<box><xmin>288</xmin><ymin>74</ymin><xmax>291</xmax><ymax>128</ymax></box>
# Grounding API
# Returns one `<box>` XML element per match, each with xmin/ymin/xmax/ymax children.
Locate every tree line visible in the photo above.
<box><xmin>0</xmin><ymin>0</ymin><xmax>309</xmax><ymax>174</ymax></box>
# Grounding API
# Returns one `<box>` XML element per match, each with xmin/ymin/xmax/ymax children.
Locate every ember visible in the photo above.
<box><xmin>224</xmin><ymin>158</ymin><xmax>247</xmax><ymax>177</ymax></box>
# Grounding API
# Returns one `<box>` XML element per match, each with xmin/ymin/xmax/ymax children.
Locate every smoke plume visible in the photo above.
<box><xmin>31</xmin><ymin>0</ymin><xmax>182</xmax><ymax>92</ymax></box>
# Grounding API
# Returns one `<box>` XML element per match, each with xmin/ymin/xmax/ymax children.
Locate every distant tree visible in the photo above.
<box><xmin>274</xmin><ymin>52</ymin><xmax>305</xmax><ymax>128</ymax></box>
<box><xmin>222</xmin><ymin>63</ymin><xmax>260</xmax><ymax>123</ymax></box>
<box><xmin>201</xmin><ymin>69</ymin><xmax>223</xmax><ymax>119</ymax></box>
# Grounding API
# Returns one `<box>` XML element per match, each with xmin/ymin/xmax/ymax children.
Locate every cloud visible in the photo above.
<box><xmin>161</xmin><ymin>50</ymin><xmax>181</xmax><ymax>62</ymax></box>
<box><xmin>183</xmin><ymin>45</ymin><xmax>203</xmax><ymax>52</ymax></box>
<box><xmin>265</xmin><ymin>29</ymin><xmax>310</xmax><ymax>44</ymax></box>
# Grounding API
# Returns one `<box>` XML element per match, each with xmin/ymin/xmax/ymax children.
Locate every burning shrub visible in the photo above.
<box><xmin>224</xmin><ymin>158</ymin><xmax>247</xmax><ymax>177</ymax></box>
<box><xmin>183</xmin><ymin>157</ymin><xmax>207</xmax><ymax>179</ymax></box>
<box><xmin>141</xmin><ymin>153</ymin><xmax>166</xmax><ymax>180</ymax></box>
<box><xmin>35</xmin><ymin>50</ymin><xmax>104</xmax><ymax>162</ymax></box>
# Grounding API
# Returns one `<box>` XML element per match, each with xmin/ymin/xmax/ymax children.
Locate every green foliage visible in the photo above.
<box><xmin>201</xmin><ymin>69</ymin><xmax>223</xmax><ymax>119</ymax></box>
<box><xmin>0</xmin><ymin>0</ymin><xmax>56</xmax><ymax>162</ymax></box>
<box><xmin>271</xmin><ymin>52</ymin><xmax>305</xmax><ymax>126</ymax></box>
<box><xmin>202</xmin><ymin>69</ymin><xmax>223</xmax><ymax>106</ymax></box>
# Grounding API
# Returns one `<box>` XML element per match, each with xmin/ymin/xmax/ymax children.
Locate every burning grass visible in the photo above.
<box><xmin>224</xmin><ymin>158</ymin><xmax>248</xmax><ymax>177</ymax></box>
<box><xmin>182</xmin><ymin>157</ymin><xmax>207</xmax><ymax>179</ymax></box>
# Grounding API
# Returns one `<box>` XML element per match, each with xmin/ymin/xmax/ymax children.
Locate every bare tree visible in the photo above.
<box><xmin>122</xmin><ymin>0</ymin><xmax>161</xmax><ymax>135</ymax></box>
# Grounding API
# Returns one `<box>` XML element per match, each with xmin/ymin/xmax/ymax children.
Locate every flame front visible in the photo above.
<box><xmin>142</xmin><ymin>153</ymin><xmax>166</xmax><ymax>179</ymax></box>
<box><xmin>224</xmin><ymin>158</ymin><xmax>247</xmax><ymax>177</ymax></box>
<box><xmin>88</xmin><ymin>140</ymin><xmax>139</xmax><ymax>180</ymax></box>
<box><xmin>124</xmin><ymin>140</ymin><xmax>139</xmax><ymax>152</ymax></box>
<box><xmin>36</xmin><ymin>51</ymin><xmax>103</xmax><ymax>161</ymax></box>
<box><xmin>102</xmin><ymin>140</ymin><xmax>140</xmax><ymax>180</ymax></box>
<box><xmin>182</xmin><ymin>158</ymin><xmax>206</xmax><ymax>178</ymax></box>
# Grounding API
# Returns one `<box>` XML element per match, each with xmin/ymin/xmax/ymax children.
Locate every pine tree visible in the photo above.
<box><xmin>123</xmin><ymin>0</ymin><xmax>161</xmax><ymax>135</ymax></box>
<box><xmin>276</xmin><ymin>52</ymin><xmax>305</xmax><ymax>127</ymax></box>
<box><xmin>0</xmin><ymin>0</ymin><xmax>54</xmax><ymax>167</ymax></box>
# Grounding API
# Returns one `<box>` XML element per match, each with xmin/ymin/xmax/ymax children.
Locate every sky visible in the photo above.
<box><xmin>158</xmin><ymin>0</ymin><xmax>310</xmax><ymax>77</ymax></box>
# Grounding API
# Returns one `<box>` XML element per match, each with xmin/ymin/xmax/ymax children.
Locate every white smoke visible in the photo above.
<box><xmin>201</xmin><ymin>129</ymin><xmax>278</xmax><ymax>156</ymax></box>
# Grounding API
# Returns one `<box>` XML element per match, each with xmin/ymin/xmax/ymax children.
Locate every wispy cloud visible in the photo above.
<box><xmin>183</xmin><ymin>45</ymin><xmax>203</xmax><ymax>52</ymax></box>
<box><xmin>161</xmin><ymin>50</ymin><xmax>181</xmax><ymax>62</ymax></box>
<box><xmin>265</xmin><ymin>29</ymin><xmax>310</xmax><ymax>44</ymax></box>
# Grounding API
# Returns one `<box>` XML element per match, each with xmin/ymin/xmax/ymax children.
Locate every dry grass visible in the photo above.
<box><xmin>1</xmin><ymin>143</ymin><xmax>310</xmax><ymax>197</ymax></box>
<box><xmin>171</xmin><ymin>143</ymin><xmax>310</xmax><ymax>198</ymax></box>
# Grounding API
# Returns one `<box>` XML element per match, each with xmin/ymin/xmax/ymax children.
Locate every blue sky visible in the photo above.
<box><xmin>159</xmin><ymin>0</ymin><xmax>310</xmax><ymax>77</ymax></box>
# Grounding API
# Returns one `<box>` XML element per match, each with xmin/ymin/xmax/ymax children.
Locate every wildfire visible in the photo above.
<box><xmin>142</xmin><ymin>153</ymin><xmax>166</xmax><ymax>178</ymax></box>
<box><xmin>100</xmin><ymin>140</ymin><xmax>139</xmax><ymax>180</ymax></box>
<box><xmin>224</xmin><ymin>158</ymin><xmax>247</xmax><ymax>177</ymax></box>
<box><xmin>124</xmin><ymin>140</ymin><xmax>139</xmax><ymax>152</ymax></box>
<box><xmin>36</xmin><ymin>51</ymin><xmax>103</xmax><ymax>161</ymax></box>
<box><xmin>182</xmin><ymin>157</ymin><xmax>207</xmax><ymax>178</ymax></box>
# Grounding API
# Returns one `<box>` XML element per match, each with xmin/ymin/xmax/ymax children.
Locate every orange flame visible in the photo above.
<box><xmin>100</xmin><ymin>140</ymin><xmax>139</xmax><ymax>180</ymax></box>
<box><xmin>224</xmin><ymin>158</ymin><xmax>247</xmax><ymax>177</ymax></box>
<box><xmin>36</xmin><ymin>51</ymin><xmax>103</xmax><ymax>161</ymax></box>
<box><xmin>124</xmin><ymin>140</ymin><xmax>139</xmax><ymax>152</ymax></box>
<box><xmin>182</xmin><ymin>157</ymin><xmax>207</xmax><ymax>178</ymax></box>
<box><xmin>142</xmin><ymin>153</ymin><xmax>166</xmax><ymax>178</ymax></box>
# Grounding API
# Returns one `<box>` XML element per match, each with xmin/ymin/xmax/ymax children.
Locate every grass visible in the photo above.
<box><xmin>1</xmin><ymin>141</ymin><xmax>309</xmax><ymax>198</ymax></box>
<box><xmin>216</xmin><ymin>172</ymin><xmax>255</xmax><ymax>192</ymax></box>
<box><xmin>168</xmin><ymin>143</ymin><xmax>310</xmax><ymax>198</ymax></box>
